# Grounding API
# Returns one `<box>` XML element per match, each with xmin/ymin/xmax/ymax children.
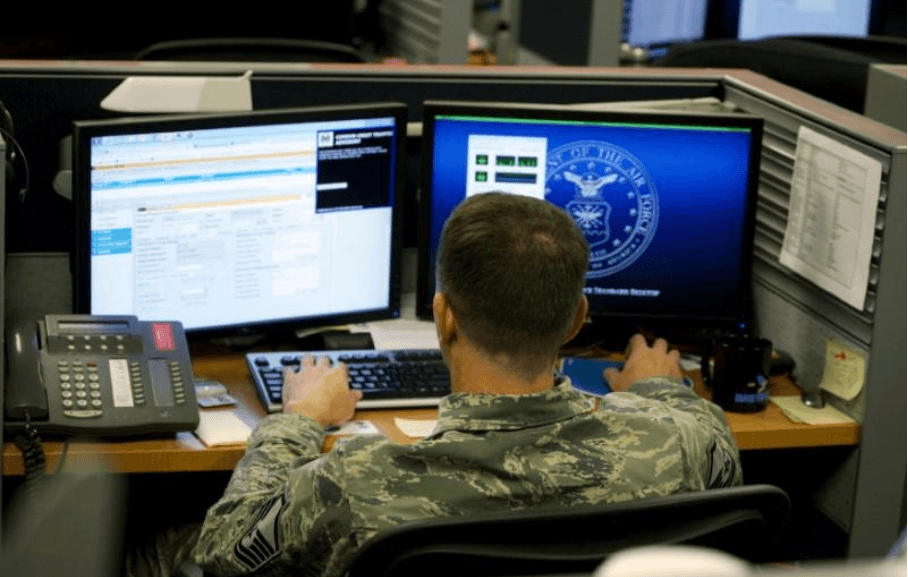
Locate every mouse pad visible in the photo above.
<box><xmin>559</xmin><ymin>357</ymin><xmax>624</xmax><ymax>397</ymax></box>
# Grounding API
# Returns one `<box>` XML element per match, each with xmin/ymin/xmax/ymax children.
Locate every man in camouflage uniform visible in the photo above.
<box><xmin>163</xmin><ymin>192</ymin><xmax>741</xmax><ymax>576</ymax></box>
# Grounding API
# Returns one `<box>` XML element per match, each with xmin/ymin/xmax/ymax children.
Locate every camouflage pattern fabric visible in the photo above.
<box><xmin>190</xmin><ymin>377</ymin><xmax>741</xmax><ymax>577</ymax></box>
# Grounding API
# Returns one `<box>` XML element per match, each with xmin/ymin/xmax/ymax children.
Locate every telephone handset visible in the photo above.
<box><xmin>4</xmin><ymin>314</ymin><xmax>199</xmax><ymax>436</ymax></box>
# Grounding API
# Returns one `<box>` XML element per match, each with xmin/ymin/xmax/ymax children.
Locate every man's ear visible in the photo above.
<box><xmin>564</xmin><ymin>295</ymin><xmax>589</xmax><ymax>343</ymax></box>
<box><xmin>433</xmin><ymin>292</ymin><xmax>458</xmax><ymax>348</ymax></box>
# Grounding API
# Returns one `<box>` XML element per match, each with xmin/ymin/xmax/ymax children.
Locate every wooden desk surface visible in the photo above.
<box><xmin>2</xmin><ymin>347</ymin><xmax>861</xmax><ymax>475</ymax></box>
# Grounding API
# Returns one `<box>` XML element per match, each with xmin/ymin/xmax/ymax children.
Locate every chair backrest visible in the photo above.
<box><xmin>0</xmin><ymin>466</ymin><xmax>126</xmax><ymax>577</ymax></box>
<box><xmin>344</xmin><ymin>484</ymin><xmax>790</xmax><ymax>577</ymax></box>
<box><xmin>652</xmin><ymin>36</ymin><xmax>906</xmax><ymax>112</ymax></box>
<box><xmin>135</xmin><ymin>37</ymin><xmax>367</xmax><ymax>63</ymax></box>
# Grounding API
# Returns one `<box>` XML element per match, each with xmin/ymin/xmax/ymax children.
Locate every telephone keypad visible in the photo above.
<box><xmin>49</xmin><ymin>333</ymin><xmax>183</xmax><ymax>414</ymax></box>
<box><xmin>56</xmin><ymin>360</ymin><xmax>104</xmax><ymax>419</ymax></box>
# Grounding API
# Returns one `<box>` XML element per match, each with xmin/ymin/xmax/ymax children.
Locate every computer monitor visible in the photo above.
<box><xmin>73</xmin><ymin>102</ymin><xmax>407</xmax><ymax>340</ymax></box>
<box><xmin>707</xmin><ymin>0</ymin><xmax>881</xmax><ymax>40</ymax></box>
<box><xmin>623</xmin><ymin>0</ymin><xmax>710</xmax><ymax>48</ymax></box>
<box><xmin>417</xmin><ymin>100</ymin><xmax>763</xmax><ymax>345</ymax></box>
<box><xmin>737</xmin><ymin>0</ymin><xmax>873</xmax><ymax>39</ymax></box>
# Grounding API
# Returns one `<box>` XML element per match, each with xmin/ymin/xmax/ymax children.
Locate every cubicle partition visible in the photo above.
<box><xmin>719</xmin><ymin>77</ymin><xmax>906</xmax><ymax>557</ymax></box>
<box><xmin>0</xmin><ymin>61</ymin><xmax>904</xmax><ymax>558</ymax></box>
<box><xmin>0</xmin><ymin>134</ymin><xmax>5</xmax><ymax>539</ymax></box>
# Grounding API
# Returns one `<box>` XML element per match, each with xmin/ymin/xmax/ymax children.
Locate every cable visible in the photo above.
<box><xmin>12</xmin><ymin>412</ymin><xmax>47</xmax><ymax>501</ymax></box>
<box><xmin>0</xmin><ymin>121</ymin><xmax>31</xmax><ymax>203</ymax></box>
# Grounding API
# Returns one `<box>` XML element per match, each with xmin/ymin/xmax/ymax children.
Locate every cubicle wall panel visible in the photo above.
<box><xmin>4</xmin><ymin>252</ymin><xmax>73</xmax><ymax>324</ymax></box>
<box><xmin>727</xmin><ymin>85</ymin><xmax>891</xmax><ymax>344</ymax></box>
<box><xmin>728</xmin><ymin>79</ymin><xmax>906</xmax><ymax>557</ymax></box>
<box><xmin>1</xmin><ymin>136</ymin><xmax>5</xmax><ymax>532</ymax></box>
<box><xmin>248</xmin><ymin>74</ymin><xmax>721</xmax><ymax>118</ymax></box>
<box><xmin>0</xmin><ymin>76</ymin><xmax>125</xmax><ymax>252</ymax></box>
<box><xmin>850</xmin><ymin>152</ymin><xmax>907</xmax><ymax>556</ymax></box>
<box><xmin>751</xmin><ymin>264</ymin><xmax>869</xmax><ymax>419</ymax></box>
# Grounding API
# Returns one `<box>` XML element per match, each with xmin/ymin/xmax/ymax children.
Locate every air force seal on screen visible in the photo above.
<box><xmin>546</xmin><ymin>140</ymin><xmax>659</xmax><ymax>278</ymax></box>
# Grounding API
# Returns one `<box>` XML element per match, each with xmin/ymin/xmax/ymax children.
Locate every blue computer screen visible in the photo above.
<box><xmin>417</xmin><ymin>101</ymin><xmax>763</xmax><ymax>333</ymax></box>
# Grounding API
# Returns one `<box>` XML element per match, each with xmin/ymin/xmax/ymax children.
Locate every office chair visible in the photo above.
<box><xmin>0</xmin><ymin>466</ymin><xmax>127</xmax><ymax>577</ymax></box>
<box><xmin>651</xmin><ymin>35</ymin><xmax>906</xmax><ymax>113</ymax></box>
<box><xmin>343</xmin><ymin>484</ymin><xmax>790</xmax><ymax>577</ymax></box>
<box><xmin>134</xmin><ymin>37</ymin><xmax>367</xmax><ymax>63</ymax></box>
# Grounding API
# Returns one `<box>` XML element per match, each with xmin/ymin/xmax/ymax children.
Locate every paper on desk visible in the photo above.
<box><xmin>394</xmin><ymin>417</ymin><xmax>438</xmax><ymax>438</ymax></box>
<box><xmin>818</xmin><ymin>340</ymin><xmax>867</xmax><ymax>401</ymax></box>
<box><xmin>328</xmin><ymin>420</ymin><xmax>381</xmax><ymax>436</ymax></box>
<box><xmin>779</xmin><ymin>126</ymin><xmax>882</xmax><ymax>311</ymax></box>
<box><xmin>362</xmin><ymin>319</ymin><xmax>438</xmax><ymax>350</ymax></box>
<box><xmin>195</xmin><ymin>410</ymin><xmax>254</xmax><ymax>446</ymax></box>
<box><xmin>771</xmin><ymin>396</ymin><xmax>856</xmax><ymax>426</ymax></box>
<box><xmin>350</xmin><ymin>291</ymin><xmax>439</xmax><ymax>350</ymax></box>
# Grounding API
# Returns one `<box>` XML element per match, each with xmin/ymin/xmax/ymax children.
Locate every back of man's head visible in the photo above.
<box><xmin>436</xmin><ymin>192</ymin><xmax>589</xmax><ymax>373</ymax></box>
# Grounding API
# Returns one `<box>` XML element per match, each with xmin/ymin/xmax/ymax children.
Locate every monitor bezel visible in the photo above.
<box><xmin>72</xmin><ymin>102</ymin><xmax>408</xmax><ymax>340</ymax></box>
<box><xmin>416</xmin><ymin>99</ymin><xmax>764</xmax><ymax>337</ymax></box>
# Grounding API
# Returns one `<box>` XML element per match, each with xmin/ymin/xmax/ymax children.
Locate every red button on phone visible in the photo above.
<box><xmin>152</xmin><ymin>323</ymin><xmax>175</xmax><ymax>351</ymax></box>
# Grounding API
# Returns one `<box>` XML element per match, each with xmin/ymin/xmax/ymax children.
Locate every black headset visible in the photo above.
<box><xmin>0</xmin><ymin>98</ymin><xmax>30</xmax><ymax>202</ymax></box>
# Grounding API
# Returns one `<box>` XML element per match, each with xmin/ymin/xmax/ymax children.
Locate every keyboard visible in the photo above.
<box><xmin>246</xmin><ymin>349</ymin><xmax>451</xmax><ymax>412</ymax></box>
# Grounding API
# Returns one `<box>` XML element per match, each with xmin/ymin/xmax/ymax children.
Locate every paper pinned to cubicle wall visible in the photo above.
<box><xmin>779</xmin><ymin>127</ymin><xmax>882</xmax><ymax>311</ymax></box>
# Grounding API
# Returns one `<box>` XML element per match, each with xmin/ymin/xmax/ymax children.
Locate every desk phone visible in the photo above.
<box><xmin>4</xmin><ymin>314</ymin><xmax>199</xmax><ymax>436</ymax></box>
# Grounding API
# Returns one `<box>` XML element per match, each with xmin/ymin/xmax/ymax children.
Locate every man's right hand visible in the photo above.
<box><xmin>604</xmin><ymin>334</ymin><xmax>684</xmax><ymax>393</ymax></box>
<box><xmin>281</xmin><ymin>355</ymin><xmax>363</xmax><ymax>427</ymax></box>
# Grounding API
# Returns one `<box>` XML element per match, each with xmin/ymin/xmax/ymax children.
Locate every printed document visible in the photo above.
<box><xmin>780</xmin><ymin>127</ymin><xmax>882</xmax><ymax>310</ymax></box>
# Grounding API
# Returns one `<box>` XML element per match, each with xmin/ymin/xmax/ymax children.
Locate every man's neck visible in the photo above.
<box><xmin>447</xmin><ymin>346</ymin><xmax>556</xmax><ymax>395</ymax></box>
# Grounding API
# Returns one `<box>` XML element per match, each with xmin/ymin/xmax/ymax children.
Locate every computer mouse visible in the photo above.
<box><xmin>801</xmin><ymin>389</ymin><xmax>825</xmax><ymax>409</ymax></box>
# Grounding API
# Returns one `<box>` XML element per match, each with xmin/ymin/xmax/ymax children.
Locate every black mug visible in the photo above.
<box><xmin>705</xmin><ymin>337</ymin><xmax>772</xmax><ymax>413</ymax></box>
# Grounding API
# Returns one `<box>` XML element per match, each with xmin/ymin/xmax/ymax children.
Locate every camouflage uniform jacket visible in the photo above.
<box><xmin>192</xmin><ymin>377</ymin><xmax>742</xmax><ymax>577</ymax></box>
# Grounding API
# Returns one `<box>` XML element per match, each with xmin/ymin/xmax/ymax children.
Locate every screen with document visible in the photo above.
<box><xmin>73</xmin><ymin>103</ymin><xmax>406</xmax><ymax>338</ymax></box>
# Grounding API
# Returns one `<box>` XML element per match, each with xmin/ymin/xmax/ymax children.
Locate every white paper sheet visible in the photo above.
<box><xmin>394</xmin><ymin>417</ymin><xmax>438</xmax><ymax>438</ymax></box>
<box><xmin>771</xmin><ymin>396</ymin><xmax>856</xmax><ymax>426</ymax></box>
<box><xmin>357</xmin><ymin>291</ymin><xmax>439</xmax><ymax>350</ymax></box>
<box><xmin>779</xmin><ymin>126</ymin><xmax>882</xmax><ymax>310</ymax></box>
<box><xmin>326</xmin><ymin>420</ymin><xmax>381</xmax><ymax>436</ymax></box>
<box><xmin>195</xmin><ymin>410</ymin><xmax>254</xmax><ymax>447</ymax></box>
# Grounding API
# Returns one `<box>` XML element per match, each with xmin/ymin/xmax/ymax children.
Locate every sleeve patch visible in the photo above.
<box><xmin>706</xmin><ymin>440</ymin><xmax>738</xmax><ymax>489</ymax></box>
<box><xmin>234</xmin><ymin>494</ymin><xmax>286</xmax><ymax>572</ymax></box>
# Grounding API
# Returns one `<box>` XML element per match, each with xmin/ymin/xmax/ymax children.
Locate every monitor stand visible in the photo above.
<box><xmin>203</xmin><ymin>327</ymin><xmax>375</xmax><ymax>352</ymax></box>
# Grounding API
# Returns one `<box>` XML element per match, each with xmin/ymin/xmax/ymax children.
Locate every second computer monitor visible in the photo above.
<box><xmin>418</xmin><ymin>100</ymin><xmax>763</xmax><ymax>340</ymax></box>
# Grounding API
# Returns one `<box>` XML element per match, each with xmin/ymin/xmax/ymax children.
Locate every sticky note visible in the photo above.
<box><xmin>818</xmin><ymin>340</ymin><xmax>866</xmax><ymax>401</ymax></box>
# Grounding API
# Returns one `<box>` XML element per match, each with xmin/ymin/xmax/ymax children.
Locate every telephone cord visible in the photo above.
<box><xmin>12</xmin><ymin>414</ymin><xmax>47</xmax><ymax>500</ymax></box>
